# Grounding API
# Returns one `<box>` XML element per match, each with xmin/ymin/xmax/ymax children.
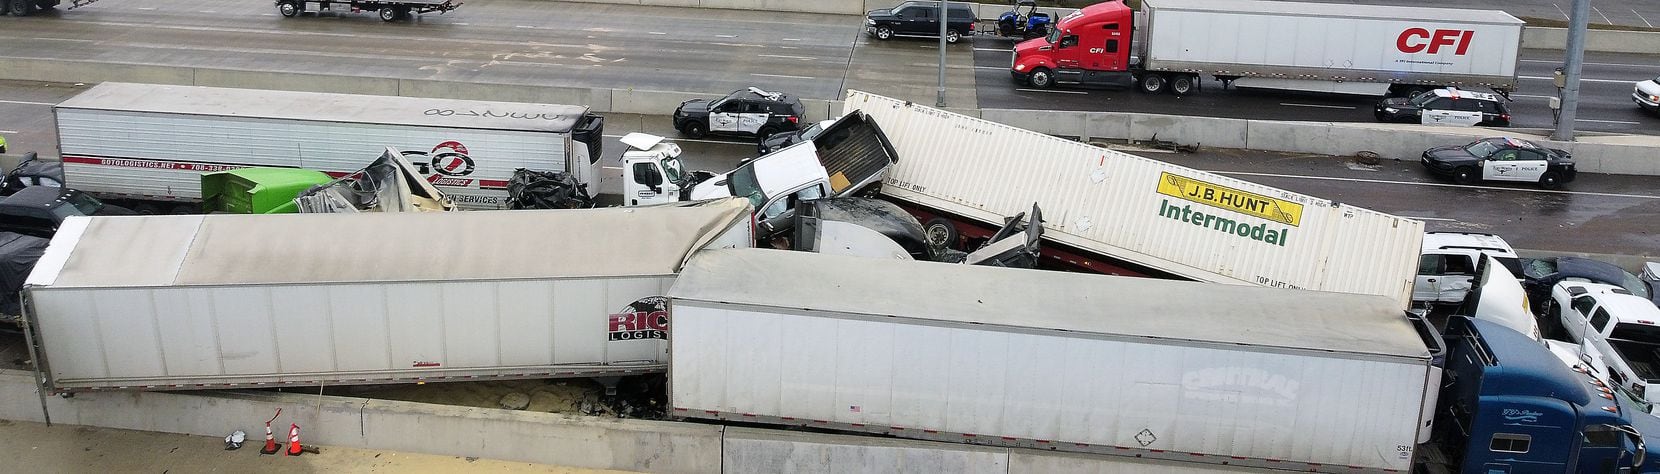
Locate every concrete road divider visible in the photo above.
<box><xmin>398</xmin><ymin>79</ymin><xmax>612</xmax><ymax>109</ymax></box>
<box><xmin>0</xmin><ymin>370</ymin><xmax>723</xmax><ymax>473</ymax></box>
<box><xmin>723</xmin><ymin>427</ymin><xmax>1009</xmax><ymax>473</ymax></box>
<box><xmin>3</xmin><ymin>60</ymin><xmax>1657</xmax><ymax>176</ymax></box>
<box><xmin>195</xmin><ymin>69</ymin><xmax>400</xmax><ymax>96</ymax></box>
<box><xmin>0</xmin><ymin>58</ymin><xmax>192</xmax><ymax>85</ymax></box>
<box><xmin>0</xmin><ymin>367</ymin><xmax>1297</xmax><ymax>474</ymax></box>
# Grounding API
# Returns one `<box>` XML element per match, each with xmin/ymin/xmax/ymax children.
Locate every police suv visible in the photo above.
<box><xmin>673</xmin><ymin>88</ymin><xmax>805</xmax><ymax>140</ymax></box>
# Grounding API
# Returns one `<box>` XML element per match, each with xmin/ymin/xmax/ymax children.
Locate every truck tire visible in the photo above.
<box><xmin>924</xmin><ymin>218</ymin><xmax>959</xmax><ymax>250</ymax></box>
<box><xmin>379</xmin><ymin>6</ymin><xmax>398</xmax><ymax>21</ymax></box>
<box><xmin>131</xmin><ymin>203</ymin><xmax>162</xmax><ymax>215</ymax></box>
<box><xmin>1170</xmin><ymin>74</ymin><xmax>1196</xmax><ymax>96</ymax></box>
<box><xmin>7</xmin><ymin>0</ymin><xmax>32</xmax><ymax>17</ymax></box>
<box><xmin>277</xmin><ymin>0</ymin><xmax>299</xmax><ymax>17</ymax></box>
<box><xmin>1138</xmin><ymin>73</ymin><xmax>1166</xmax><ymax>94</ymax></box>
<box><xmin>945</xmin><ymin>29</ymin><xmax>961</xmax><ymax>44</ymax></box>
<box><xmin>682</xmin><ymin>121</ymin><xmax>707</xmax><ymax>139</ymax></box>
<box><xmin>1027</xmin><ymin>68</ymin><xmax>1053</xmax><ymax>89</ymax></box>
<box><xmin>33</xmin><ymin>0</ymin><xmax>55</xmax><ymax>11</ymax></box>
<box><xmin>874</xmin><ymin>26</ymin><xmax>893</xmax><ymax>40</ymax></box>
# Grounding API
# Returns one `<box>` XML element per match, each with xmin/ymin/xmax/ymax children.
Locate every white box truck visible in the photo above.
<box><xmin>1010</xmin><ymin>0</ymin><xmax>1523</xmax><ymax>97</ymax></box>
<box><xmin>668</xmin><ymin>248</ymin><xmax>1443</xmax><ymax>473</ymax></box>
<box><xmin>19</xmin><ymin>198</ymin><xmax>752</xmax><ymax>393</ymax></box>
<box><xmin>842</xmin><ymin>90</ymin><xmax>1424</xmax><ymax>307</ymax></box>
<box><xmin>53</xmin><ymin>82</ymin><xmax>605</xmax><ymax>212</ymax></box>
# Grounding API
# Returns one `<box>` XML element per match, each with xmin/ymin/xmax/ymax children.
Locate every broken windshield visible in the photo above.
<box><xmin>727</xmin><ymin>164</ymin><xmax>765</xmax><ymax>209</ymax></box>
<box><xmin>662</xmin><ymin>157</ymin><xmax>686</xmax><ymax>184</ymax></box>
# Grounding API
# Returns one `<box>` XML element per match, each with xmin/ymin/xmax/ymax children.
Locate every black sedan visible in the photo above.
<box><xmin>1521</xmin><ymin>257</ymin><xmax>1657</xmax><ymax>314</ymax></box>
<box><xmin>1421</xmin><ymin>137</ymin><xmax>1576</xmax><ymax>188</ymax></box>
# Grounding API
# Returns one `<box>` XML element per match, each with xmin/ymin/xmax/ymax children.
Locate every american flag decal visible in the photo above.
<box><xmin>849</xmin><ymin>405</ymin><xmax>861</xmax><ymax>413</ymax></box>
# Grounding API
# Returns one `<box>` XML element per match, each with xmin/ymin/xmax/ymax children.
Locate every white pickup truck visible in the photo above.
<box><xmin>1550</xmin><ymin>281</ymin><xmax>1660</xmax><ymax>406</ymax></box>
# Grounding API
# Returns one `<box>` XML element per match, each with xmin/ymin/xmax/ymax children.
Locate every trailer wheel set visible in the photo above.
<box><xmin>1137</xmin><ymin>72</ymin><xmax>1200</xmax><ymax>96</ymax></box>
<box><xmin>272</xmin><ymin>0</ymin><xmax>459</xmax><ymax>22</ymax></box>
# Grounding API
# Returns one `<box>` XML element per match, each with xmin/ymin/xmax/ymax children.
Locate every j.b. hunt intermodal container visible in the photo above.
<box><xmin>842</xmin><ymin>90</ymin><xmax>1423</xmax><ymax>307</ymax></box>
<box><xmin>668</xmin><ymin>248</ymin><xmax>1439</xmax><ymax>473</ymax></box>
<box><xmin>21</xmin><ymin>199</ymin><xmax>753</xmax><ymax>392</ymax></box>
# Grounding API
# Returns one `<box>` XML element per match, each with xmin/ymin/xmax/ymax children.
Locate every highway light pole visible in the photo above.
<box><xmin>937</xmin><ymin>1</ymin><xmax>948</xmax><ymax>107</ymax></box>
<box><xmin>1551</xmin><ymin>0</ymin><xmax>1589</xmax><ymax>141</ymax></box>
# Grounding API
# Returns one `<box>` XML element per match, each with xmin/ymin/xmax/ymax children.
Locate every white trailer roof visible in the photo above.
<box><xmin>1144</xmin><ymin>0</ymin><xmax>1523</xmax><ymax>25</ymax></box>
<box><xmin>27</xmin><ymin>198</ymin><xmax>752</xmax><ymax>288</ymax></box>
<box><xmin>672</xmin><ymin>249</ymin><xmax>1429</xmax><ymax>359</ymax></box>
<box><xmin>55</xmin><ymin>82</ymin><xmax>594</xmax><ymax>132</ymax></box>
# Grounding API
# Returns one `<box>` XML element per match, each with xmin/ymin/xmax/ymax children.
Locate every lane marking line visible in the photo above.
<box><xmin>1576</xmin><ymin>118</ymin><xmax>1641</xmax><ymax>125</ymax></box>
<box><xmin>1636</xmin><ymin>9</ymin><xmax>1656</xmax><ymax>28</ymax></box>
<box><xmin>715</xmin><ymin>34</ymin><xmax>738</xmax><ymax>38</ymax></box>
<box><xmin>783</xmin><ymin>38</ymin><xmax>802</xmax><ymax>41</ymax></box>
<box><xmin>751</xmin><ymin>73</ymin><xmax>813</xmax><ymax>79</ymax></box>
<box><xmin>974</xmin><ymin>47</ymin><xmax>1012</xmax><ymax>52</ymax></box>
<box><xmin>1510</xmin><ymin>94</ymin><xmax>1556</xmax><ymax>100</ymax></box>
<box><xmin>1214</xmin><ymin>170</ymin><xmax>1660</xmax><ymax>200</ymax></box>
<box><xmin>1554</xmin><ymin>2</ymin><xmax>1570</xmax><ymax>20</ymax></box>
<box><xmin>1403</xmin><ymin>216</ymin><xmax>1458</xmax><ymax>222</ymax></box>
<box><xmin>1591</xmin><ymin>5</ymin><xmax>1613</xmax><ymax>25</ymax></box>
<box><xmin>1280</xmin><ymin>103</ymin><xmax>1355</xmax><ymax>110</ymax></box>
<box><xmin>1520</xmin><ymin>75</ymin><xmax>1632</xmax><ymax>84</ymax></box>
<box><xmin>758</xmin><ymin>54</ymin><xmax>815</xmax><ymax>61</ymax></box>
<box><xmin>1016</xmin><ymin>88</ymin><xmax>1087</xmax><ymax>94</ymax></box>
<box><xmin>648</xmin><ymin>32</ymin><xmax>666</xmax><ymax>35</ymax></box>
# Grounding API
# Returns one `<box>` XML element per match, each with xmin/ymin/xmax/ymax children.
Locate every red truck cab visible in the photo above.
<box><xmin>1011</xmin><ymin>1</ymin><xmax>1135</xmax><ymax>90</ymax></box>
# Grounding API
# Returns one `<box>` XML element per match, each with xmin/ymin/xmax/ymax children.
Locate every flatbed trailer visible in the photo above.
<box><xmin>275</xmin><ymin>0</ymin><xmax>460</xmax><ymax>21</ymax></box>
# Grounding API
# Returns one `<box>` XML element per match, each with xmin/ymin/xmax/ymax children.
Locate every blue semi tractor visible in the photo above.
<box><xmin>1431</xmin><ymin>316</ymin><xmax>1646</xmax><ymax>472</ymax></box>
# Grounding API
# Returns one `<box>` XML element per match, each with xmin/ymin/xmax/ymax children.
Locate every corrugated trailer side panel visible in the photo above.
<box><xmin>670</xmin><ymin>302</ymin><xmax>1428</xmax><ymax>472</ymax></box>
<box><xmin>31</xmin><ymin>277</ymin><xmax>671</xmax><ymax>390</ymax></box>
<box><xmin>55</xmin><ymin>109</ymin><xmax>569</xmax><ymax>208</ymax></box>
<box><xmin>1143</xmin><ymin>1</ymin><xmax>1520</xmax><ymax>88</ymax></box>
<box><xmin>845</xmin><ymin>91</ymin><xmax>1422</xmax><ymax>305</ymax></box>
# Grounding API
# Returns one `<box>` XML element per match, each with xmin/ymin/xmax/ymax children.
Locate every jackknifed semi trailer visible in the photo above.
<box><xmin>842</xmin><ymin>90</ymin><xmax>1424</xmax><ymax>306</ymax></box>
<box><xmin>53</xmin><ymin>82</ymin><xmax>604</xmax><ymax>212</ymax></box>
<box><xmin>19</xmin><ymin>198</ymin><xmax>752</xmax><ymax>393</ymax></box>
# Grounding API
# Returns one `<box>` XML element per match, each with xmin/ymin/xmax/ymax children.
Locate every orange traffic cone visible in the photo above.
<box><xmin>286</xmin><ymin>423</ymin><xmax>303</xmax><ymax>456</ymax></box>
<box><xmin>260</xmin><ymin>408</ymin><xmax>282</xmax><ymax>455</ymax></box>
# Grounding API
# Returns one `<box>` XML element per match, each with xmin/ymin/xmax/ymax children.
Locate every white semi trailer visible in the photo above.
<box><xmin>53</xmin><ymin>82</ymin><xmax>605</xmax><ymax>212</ymax></box>
<box><xmin>20</xmin><ymin>198</ymin><xmax>752</xmax><ymax>392</ymax></box>
<box><xmin>668</xmin><ymin>248</ymin><xmax>1444</xmax><ymax>473</ymax></box>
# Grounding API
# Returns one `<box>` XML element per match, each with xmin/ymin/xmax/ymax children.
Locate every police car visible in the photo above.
<box><xmin>1375</xmin><ymin>88</ymin><xmax>1511</xmax><ymax>127</ymax></box>
<box><xmin>1421</xmin><ymin>137</ymin><xmax>1576</xmax><ymax>188</ymax></box>
<box><xmin>673</xmin><ymin>87</ymin><xmax>805</xmax><ymax>140</ymax></box>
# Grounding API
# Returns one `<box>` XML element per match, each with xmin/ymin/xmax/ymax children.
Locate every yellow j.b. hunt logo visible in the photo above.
<box><xmin>1156</xmin><ymin>172</ymin><xmax>1303</xmax><ymax>227</ymax></box>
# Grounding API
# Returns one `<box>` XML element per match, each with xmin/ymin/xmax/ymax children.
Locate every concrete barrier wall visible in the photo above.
<box><xmin>2</xmin><ymin>369</ymin><xmax>1265</xmax><ymax>473</ymax></box>
<box><xmin>723</xmin><ymin>427</ymin><xmax>1009</xmax><ymax>473</ymax></box>
<box><xmin>0</xmin><ymin>370</ymin><xmax>723</xmax><ymax>473</ymax></box>
<box><xmin>6</xmin><ymin>59</ymin><xmax>1657</xmax><ymax>176</ymax></box>
<box><xmin>1522</xmin><ymin>27</ymin><xmax>1660</xmax><ymax>54</ymax></box>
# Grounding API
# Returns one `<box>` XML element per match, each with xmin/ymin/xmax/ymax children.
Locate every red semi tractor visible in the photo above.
<box><xmin>1009</xmin><ymin>0</ymin><xmax>1522</xmax><ymax>98</ymax></box>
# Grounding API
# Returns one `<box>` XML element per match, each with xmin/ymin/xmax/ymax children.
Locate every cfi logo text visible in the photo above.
<box><xmin>609</xmin><ymin>296</ymin><xmax>669</xmax><ymax>341</ymax></box>
<box><xmin>401</xmin><ymin>141</ymin><xmax>477</xmax><ymax>178</ymax></box>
